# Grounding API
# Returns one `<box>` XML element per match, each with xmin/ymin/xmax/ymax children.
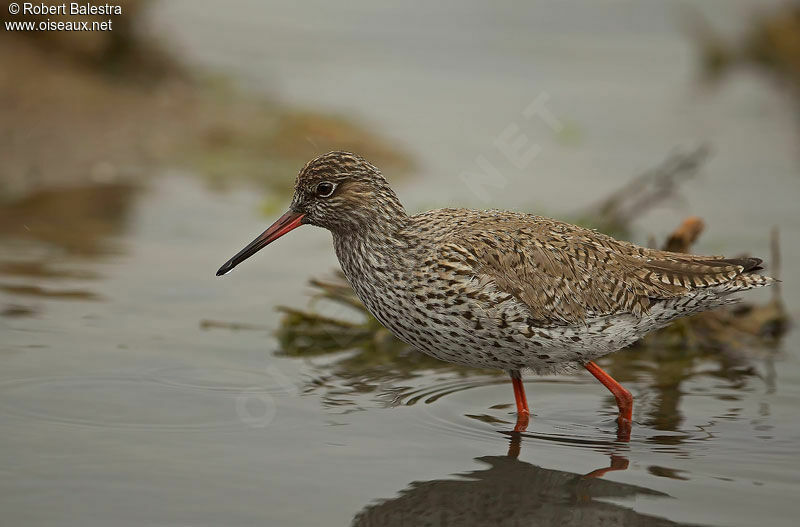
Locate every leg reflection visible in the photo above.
<box><xmin>582</xmin><ymin>454</ymin><xmax>630</xmax><ymax>479</ymax></box>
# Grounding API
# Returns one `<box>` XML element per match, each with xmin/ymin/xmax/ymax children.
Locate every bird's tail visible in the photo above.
<box><xmin>709</xmin><ymin>257</ymin><xmax>776</xmax><ymax>294</ymax></box>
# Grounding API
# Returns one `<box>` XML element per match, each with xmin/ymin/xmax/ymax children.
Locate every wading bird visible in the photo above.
<box><xmin>217</xmin><ymin>152</ymin><xmax>773</xmax><ymax>438</ymax></box>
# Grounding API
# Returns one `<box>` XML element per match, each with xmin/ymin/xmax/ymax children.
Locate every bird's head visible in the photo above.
<box><xmin>216</xmin><ymin>151</ymin><xmax>405</xmax><ymax>276</ymax></box>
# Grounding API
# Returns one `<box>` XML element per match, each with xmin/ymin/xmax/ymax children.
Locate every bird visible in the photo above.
<box><xmin>216</xmin><ymin>151</ymin><xmax>774</xmax><ymax>437</ymax></box>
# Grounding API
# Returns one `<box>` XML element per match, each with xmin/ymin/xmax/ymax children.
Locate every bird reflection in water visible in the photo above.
<box><xmin>352</xmin><ymin>433</ymin><xmax>694</xmax><ymax>527</ymax></box>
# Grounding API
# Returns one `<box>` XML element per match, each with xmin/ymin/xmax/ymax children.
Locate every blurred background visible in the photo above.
<box><xmin>1</xmin><ymin>1</ymin><xmax>799</xmax><ymax>526</ymax></box>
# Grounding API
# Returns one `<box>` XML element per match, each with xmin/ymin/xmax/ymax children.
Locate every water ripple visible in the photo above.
<box><xmin>0</xmin><ymin>373</ymin><xmax>268</xmax><ymax>431</ymax></box>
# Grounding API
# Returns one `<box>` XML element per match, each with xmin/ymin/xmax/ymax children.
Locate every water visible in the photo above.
<box><xmin>3</xmin><ymin>1</ymin><xmax>800</xmax><ymax>526</ymax></box>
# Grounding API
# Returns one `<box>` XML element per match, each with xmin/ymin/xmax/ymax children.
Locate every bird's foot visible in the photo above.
<box><xmin>513</xmin><ymin>411</ymin><xmax>530</xmax><ymax>433</ymax></box>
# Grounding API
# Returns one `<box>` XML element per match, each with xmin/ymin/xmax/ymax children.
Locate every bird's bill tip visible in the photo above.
<box><xmin>215</xmin><ymin>211</ymin><xmax>305</xmax><ymax>276</ymax></box>
<box><xmin>215</xmin><ymin>262</ymin><xmax>234</xmax><ymax>276</ymax></box>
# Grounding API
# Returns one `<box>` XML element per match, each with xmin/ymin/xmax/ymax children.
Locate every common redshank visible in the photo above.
<box><xmin>216</xmin><ymin>152</ymin><xmax>774</xmax><ymax>436</ymax></box>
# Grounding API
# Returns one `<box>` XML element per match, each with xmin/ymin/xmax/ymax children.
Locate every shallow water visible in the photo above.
<box><xmin>3</xmin><ymin>1</ymin><xmax>800</xmax><ymax>526</ymax></box>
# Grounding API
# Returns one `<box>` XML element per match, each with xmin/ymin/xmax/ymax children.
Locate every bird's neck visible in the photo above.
<box><xmin>332</xmin><ymin>208</ymin><xmax>410</xmax><ymax>284</ymax></box>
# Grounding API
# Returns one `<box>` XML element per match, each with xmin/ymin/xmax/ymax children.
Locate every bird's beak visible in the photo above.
<box><xmin>216</xmin><ymin>210</ymin><xmax>305</xmax><ymax>276</ymax></box>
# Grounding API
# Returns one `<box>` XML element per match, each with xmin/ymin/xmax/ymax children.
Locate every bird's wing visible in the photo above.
<box><xmin>433</xmin><ymin>216</ymin><xmax>758</xmax><ymax>326</ymax></box>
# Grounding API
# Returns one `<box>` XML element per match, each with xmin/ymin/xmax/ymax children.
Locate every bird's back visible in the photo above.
<box><xmin>403</xmin><ymin>208</ymin><xmax>773</xmax><ymax>324</ymax></box>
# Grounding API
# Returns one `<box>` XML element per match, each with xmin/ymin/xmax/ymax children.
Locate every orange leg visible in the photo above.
<box><xmin>584</xmin><ymin>361</ymin><xmax>633</xmax><ymax>429</ymax></box>
<box><xmin>509</xmin><ymin>370</ymin><xmax>530</xmax><ymax>432</ymax></box>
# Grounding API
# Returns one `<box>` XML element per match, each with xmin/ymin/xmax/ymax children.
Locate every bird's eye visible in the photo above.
<box><xmin>316</xmin><ymin>182</ymin><xmax>336</xmax><ymax>198</ymax></box>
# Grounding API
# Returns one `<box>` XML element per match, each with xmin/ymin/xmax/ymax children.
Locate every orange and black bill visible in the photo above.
<box><xmin>216</xmin><ymin>211</ymin><xmax>305</xmax><ymax>276</ymax></box>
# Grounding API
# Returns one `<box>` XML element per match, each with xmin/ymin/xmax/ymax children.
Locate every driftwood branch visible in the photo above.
<box><xmin>662</xmin><ymin>216</ymin><xmax>705</xmax><ymax>253</ymax></box>
<box><xmin>584</xmin><ymin>146</ymin><xmax>711</xmax><ymax>234</ymax></box>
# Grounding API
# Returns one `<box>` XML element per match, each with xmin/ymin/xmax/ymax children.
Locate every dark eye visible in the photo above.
<box><xmin>316</xmin><ymin>182</ymin><xmax>336</xmax><ymax>198</ymax></box>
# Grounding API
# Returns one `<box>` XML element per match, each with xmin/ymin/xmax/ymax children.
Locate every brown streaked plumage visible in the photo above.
<box><xmin>216</xmin><ymin>151</ymin><xmax>774</xmax><ymax>438</ymax></box>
